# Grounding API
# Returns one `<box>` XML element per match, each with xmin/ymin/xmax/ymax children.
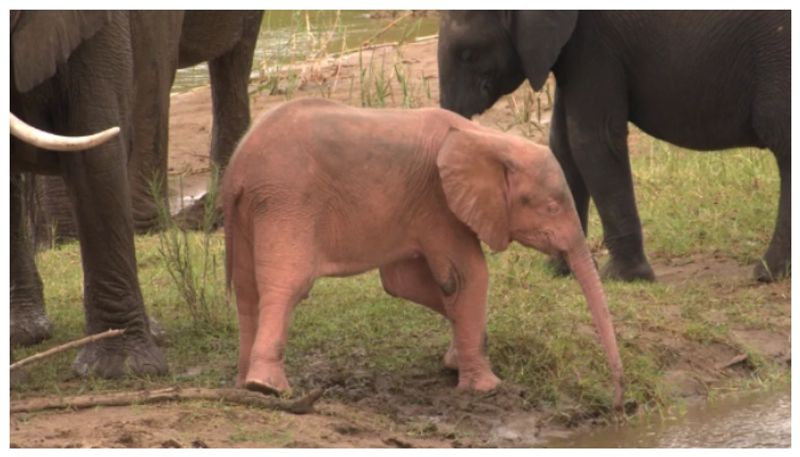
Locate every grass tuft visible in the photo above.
<box><xmin>148</xmin><ymin>168</ymin><xmax>232</xmax><ymax>332</ymax></box>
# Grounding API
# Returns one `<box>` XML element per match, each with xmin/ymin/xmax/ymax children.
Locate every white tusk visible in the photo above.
<box><xmin>10</xmin><ymin>113</ymin><xmax>120</xmax><ymax>152</ymax></box>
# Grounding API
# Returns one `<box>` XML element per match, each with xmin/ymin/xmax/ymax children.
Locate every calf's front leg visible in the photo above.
<box><xmin>426</xmin><ymin>245</ymin><xmax>500</xmax><ymax>391</ymax></box>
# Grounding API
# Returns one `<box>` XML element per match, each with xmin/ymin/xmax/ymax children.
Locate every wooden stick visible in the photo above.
<box><xmin>10</xmin><ymin>387</ymin><xmax>325</xmax><ymax>415</ymax></box>
<box><xmin>10</xmin><ymin>329</ymin><xmax>125</xmax><ymax>371</ymax></box>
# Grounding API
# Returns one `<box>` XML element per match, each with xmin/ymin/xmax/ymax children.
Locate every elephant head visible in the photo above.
<box><xmin>437</xmin><ymin>127</ymin><xmax>624</xmax><ymax>410</ymax></box>
<box><xmin>11</xmin><ymin>11</ymin><xmax>113</xmax><ymax>93</ymax></box>
<box><xmin>10</xmin><ymin>113</ymin><xmax>120</xmax><ymax>151</ymax></box>
<box><xmin>438</xmin><ymin>11</ymin><xmax>577</xmax><ymax>118</ymax></box>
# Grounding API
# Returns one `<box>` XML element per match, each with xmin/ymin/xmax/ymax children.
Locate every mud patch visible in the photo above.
<box><xmin>287</xmin><ymin>353</ymin><xmax>551</xmax><ymax>447</ymax></box>
<box><xmin>652</xmin><ymin>254</ymin><xmax>753</xmax><ymax>285</ymax></box>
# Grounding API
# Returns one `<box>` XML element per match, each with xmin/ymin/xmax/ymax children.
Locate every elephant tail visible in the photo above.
<box><xmin>223</xmin><ymin>178</ymin><xmax>243</xmax><ymax>302</ymax></box>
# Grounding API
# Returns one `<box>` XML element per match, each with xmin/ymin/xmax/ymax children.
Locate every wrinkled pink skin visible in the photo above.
<box><xmin>223</xmin><ymin>98</ymin><xmax>624</xmax><ymax>409</ymax></box>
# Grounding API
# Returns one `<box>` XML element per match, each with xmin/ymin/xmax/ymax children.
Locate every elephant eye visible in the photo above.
<box><xmin>546</xmin><ymin>202</ymin><xmax>561</xmax><ymax>215</ymax></box>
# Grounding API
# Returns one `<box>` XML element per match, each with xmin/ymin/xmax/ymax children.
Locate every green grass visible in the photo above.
<box><xmin>631</xmin><ymin>137</ymin><xmax>779</xmax><ymax>262</ymax></box>
<box><xmin>12</xmin><ymin>130</ymin><xmax>788</xmax><ymax>425</ymax></box>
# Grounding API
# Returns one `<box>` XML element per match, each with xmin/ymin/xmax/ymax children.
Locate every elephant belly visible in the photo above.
<box><xmin>314</xmin><ymin>207</ymin><xmax>423</xmax><ymax>277</ymax></box>
<box><xmin>623</xmin><ymin>45</ymin><xmax>761</xmax><ymax>150</ymax></box>
<box><xmin>628</xmin><ymin>92</ymin><xmax>760</xmax><ymax>152</ymax></box>
<box><xmin>317</xmin><ymin>241</ymin><xmax>422</xmax><ymax>279</ymax></box>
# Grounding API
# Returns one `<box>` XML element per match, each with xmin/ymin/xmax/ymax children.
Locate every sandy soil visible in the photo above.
<box><xmin>10</xmin><ymin>38</ymin><xmax>791</xmax><ymax>449</ymax></box>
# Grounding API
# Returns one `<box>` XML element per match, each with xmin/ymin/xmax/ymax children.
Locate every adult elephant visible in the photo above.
<box><xmin>437</xmin><ymin>11</ymin><xmax>790</xmax><ymax>282</ymax></box>
<box><xmin>10</xmin><ymin>11</ymin><xmax>184</xmax><ymax>377</ymax></box>
<box><xmin>32</xmin><ymin>10</ymin><xmax>263</xmax><ymax>241</ymax></box>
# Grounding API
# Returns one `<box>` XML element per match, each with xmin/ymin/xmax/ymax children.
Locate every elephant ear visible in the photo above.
<box><xmin>506</xmin><ymin>10</ymin><xmax>577</xmax><ymax>91</ymax></box>
<box><xmin>11</xmin><ymin>11</ymin><xmax>112</xmax><ymax>93</ymax></box>
<box><xmin>436</xmin><ymin>128</ymin><xmax>512</xmax><ymax>252</ymax></box>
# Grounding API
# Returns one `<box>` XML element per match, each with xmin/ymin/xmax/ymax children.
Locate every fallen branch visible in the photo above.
<box><xmin>10</xmin><ymin>329</ymin><xmax>125</xmax><ymax>372</ymax></box>
<box><xmin>10</xmin><ymin>387</ymin><xmax>324</xmax><ymax>415</ymax></box>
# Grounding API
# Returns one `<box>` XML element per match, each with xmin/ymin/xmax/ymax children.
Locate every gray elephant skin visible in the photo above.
<box><xmin>10</xmin><ymin>11</ymin><xmax>178</xmax><ymax>377</ymax></box>
<box><xmin>29</xmin><ymin>11</ymin><xmax>263</xmax><ymax>246</ymax></box>
<box><xmin>11</xmin><ymin>11</ymin><xmax>262</xmax><ymax>379</ymax></box>
<box><xmin>437</xmin><ymin>11</ymin><xmax>790</xmax><ymax>283</ymax></box>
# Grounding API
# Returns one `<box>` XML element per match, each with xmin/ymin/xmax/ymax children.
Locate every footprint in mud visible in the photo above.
<box><xmin>290</xmin><ymin>354</ymin><xmax>550</xmax><ymax>446</ymax></box>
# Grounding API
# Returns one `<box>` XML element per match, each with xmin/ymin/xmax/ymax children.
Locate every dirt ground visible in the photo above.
<box><xmin>10</xmin><ymin>254</ymin><xmax>790</xmax><ymax>448</ymax></box>
<box><xmin>9</xmin><ymin>39</ymin><xmax>791</xmax><ymax>448</ymax></box>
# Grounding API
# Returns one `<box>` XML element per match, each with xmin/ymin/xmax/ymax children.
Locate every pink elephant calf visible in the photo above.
<box><xmin>223</xmin><ymin>98</ymin><xmax>624</xmax><ymax>409</ymax></box>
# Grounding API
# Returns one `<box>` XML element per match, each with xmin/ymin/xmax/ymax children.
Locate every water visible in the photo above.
<box><xmin>173</xmin><ymin>11</ymin><xmax>439</xmax><ymax>93</ymax></box>
<box><xmin>546</xmin><ymin>387</ymin><xmax>791</xmax><ymax>448</ymax></box>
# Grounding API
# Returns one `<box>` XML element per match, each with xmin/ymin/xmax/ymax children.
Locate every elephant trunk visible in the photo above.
<box><xmin>10</xmin><ymin>113</ymin><xmax>120</xmax><ymax>152</ymax></box>
<box><xmin>566</xmin><ymin>240</ymin><xmax>624</xmax><ymax>411</ymax></box>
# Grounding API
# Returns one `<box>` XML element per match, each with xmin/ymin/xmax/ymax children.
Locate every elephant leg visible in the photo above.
<box><xmin>207</xmin><ymin>12</ymin><xmax>260</xmax><ymax>170</ymax></box>
<box><xmin>10</xmin><ymin>173</ymin><xmax>53</xmax><ymax>347</ymax></box>
<box><xmin>380</xmin><ymin>257</ymin><xmax>460</xmax><ymax>370</ymax></box>
<box><xmin>244</xmin><ymin>220</ymin><xmax>315</xmax><ymax>395</ymax></box>
<box><xmin>176</xmin><ymin>13</ymin><xmax>261</xmax><ymax>231</ymax></box>
<box><xmin>562</xmin><ymin>76</ymin><xmax>655</xmax><ymax>282</ymax></box>
<box><xmin>547</xmin><ymin>89</ymin><xmax>590</xmax><ymax>277</ymax></box>
<box><xmin>57</xmin><ymin>15</ymin><xmax>167</xmax><ymax>378</ymax></box>
<box><xmin>128</xmin><ymin>11</ymin><xmax>183</xmax><ymax>233</ymax></box>
<box><xmin>230</xmin><ymin>221</ymin><xmax>259</xmax><ymax>388</ymax></box>
<box><xmin>63</xmin><ymin>147</ymin><xmax>168</xmax><ymax>378</ymax></box>
<box><xmin>755</xmin><ymin>149</ymin><xmax>790</xmax><ymax>281</ymax></box>
<box><xmin>245</xmin><ymin>285</ymin><xmax>305</xmax><ymax>395</ymax></box>
<box><xmin>424</xmin><ymin>239</ymin><xmax>499</xmax><ymax>391</ymax></box>
<box><xmin>752</xmin><ymin>78</ymin><xmax>791</xmax><ymax>282</ymax></box>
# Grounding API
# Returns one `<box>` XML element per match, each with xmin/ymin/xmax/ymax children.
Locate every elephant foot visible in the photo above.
<box><xmin>753</xmin><ymin>258</ymin><xmax>790</xmax><ymax>283</ymax></box>
<box><xmin>174</xmin><ymin>194</ymin><xmax>223</xmax><ymax>232</ymax></box>
<box><xmin>10</xmin><ymin>305</ymin><xmax>53</xmax><ymax>347</ymax></box>
<box><xmin>72</xmin><ymin>330</ymin><xmax>168</xmax><ymax>378</ymax></box>
<box><xmin>244</xmin><ymin>370</ymin><xmax>291</xmax><ymax>396</ymax></box>
<box><xmin>601</xmin><ymin>257</ymin><xmax>656</xmax><ymax>282</ymax></box>
<box><xmin>244</xmin><ymin>380</ymin><xmax>290</xmax><ymax>397</ymax></box>
<box><xmin>456</xmin><ymin>369</ymin><xmax>501</xmax><ymax>391</ymax></box>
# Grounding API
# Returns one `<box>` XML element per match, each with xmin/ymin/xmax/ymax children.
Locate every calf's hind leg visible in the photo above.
<box><xmin>244</xmin><ymin>225</ymin><xmax>315</xmax><ymax>395</ymax></box>
<box><xmin>230</xmin><ymin>223</ymin><xmax>259</xmax><ymax>388</ymax></box>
